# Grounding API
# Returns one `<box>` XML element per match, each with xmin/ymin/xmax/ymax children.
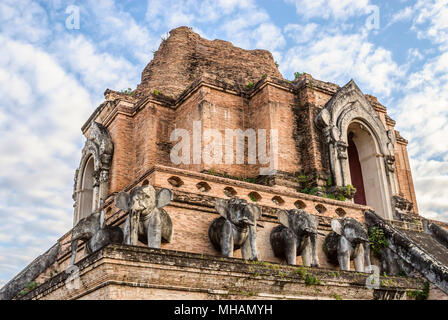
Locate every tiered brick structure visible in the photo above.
<box><xmin>3</xmin><ymin>26</ymin><xmax>448</xmax><ymax>301</ymax></box>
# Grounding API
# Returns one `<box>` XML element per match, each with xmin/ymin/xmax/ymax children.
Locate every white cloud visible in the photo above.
<box><xmin>390</xmin><ymin>0</ymin><xmax>448</xmax><ymax>50</ymax></box>
<box><xmin>387</xmin><ymin>6</ymin><xmax>413</xmax><ymax>26</ymax></box>
<box><xmin>50</xmin><ymin>34</ymin><xmax>140</xmax><ymax>95</ymax></box>
<box><xmin>284</xmin><ymin>0</ymin><xmax>371</xmax><ymax>20</ymax></box>
<box><xmin>414</xmin><ymin>0</ymin><xmax>448</xmax><ymax>49</ymax></box>
<box><xmin>145</xmin><ymin>0</ymin><xmax>284</xmax><ymax>56</ymax></box>
<box><xmin>392</xmin><ymin>51</ymin><xmax>448</xmax><ymax>223</ymax></box>
<box><xmin>283</xmin><ymin>32</ymin><xmax>403</xmax><ymax>96</ymax></box>
<box><xmin>284</xmin><ymin>23</ymin><xmax>318</xmax><ymax>44</ymax></box>
<box><xmin>146</xmin><ymin>0</ymin><xmax>257</xmax><ymax>26</ymax></box>
<box><xmin>76</xmin><ymin>0</ymin><xmax>158</xmax><ymax>64</ymax></box>
<box><xmin>0</xmin><ymin>34</ymin><xmax>93</xmax><ymax>285</ymax></box>
<box><xmin>0</xmin><ymin>0</ymin><xmax>51</xmax><ymax>43</ymax></box>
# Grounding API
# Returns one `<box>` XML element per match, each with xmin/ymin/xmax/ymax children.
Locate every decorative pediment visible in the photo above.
<box><xmin>73</xmin><ymin>122</ymin><xmax>114</xmax><ymax>224</ymax></box>
<box><xmin>315</xmin><ymin>80</ymin><xmax>392</xmax><ymax>157</ymax></box>
<box><xmin>82</xmin><ymin>122</ymin><xmax>114</xmax><ymax>170</ymax></box>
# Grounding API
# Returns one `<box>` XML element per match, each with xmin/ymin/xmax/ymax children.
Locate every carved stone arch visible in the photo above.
<box><xmin>337</xmin><ymin>104</ymin><xmax>390</xmax><ymax>156</ymax></box>
<box><xmin>316</xmin><ymin>80</ymin><xmax>398</xmax><ymax>219</ymax></box>
<box><xmin>73</xmin><ymin>122</ymin><xmax>114</xmax><ymax>225</ymax></box>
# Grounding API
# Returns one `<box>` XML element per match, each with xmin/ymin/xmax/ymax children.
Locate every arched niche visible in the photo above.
<box><xmin>347</xmin><ymin>121</ymin><xmax>392</xmax><ymax>218</ymax></box>
<box><xmin>78</xmin><ymin>156</ymin><xmax>94</xmax><ymax>221</ymax></box>
<box><xmin>315</xmin><ymin>80</ymin><xmax>398</xmax><ymax>220</ymax></box>
<box><xmin>73</xmin><ymin>122</ymin><xmax>113</xmax><ymax>225</ymax></box>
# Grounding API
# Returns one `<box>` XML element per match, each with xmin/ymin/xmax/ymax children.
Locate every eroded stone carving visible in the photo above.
<box><xmin>69</xmin><ymin>208</ymin><xmax>123</xmax><ymax>265</ymax></box>
<box><xmin>315</xmin><ymin>80</ymin><xmax>399</xmax><ymax>220</ymax></box>
<box><xmin>393</xmin><ymin>195</ymin><xmax>414</xmax><ymax>217</ymax></box>
<box><xmin>324</xmin><ymin>217</ymin><xmax>371</xmax><ymax>271</ymax></box>
<box><xmin>73</xmin><ymin>122</ymin><xmax>114</xmax><ymax>224</ymax></box>
<box><xmin>115</xmin><ymin>185</ymin><xmax>173</xmax><ymax>248</ymax></box>
<box><xmin>208</xmin><ymin>197</ymin><xmax>261</xmax><ymax>260</ymax></box>
<box><xmin>270</xmin><ymin>209</ymin><xmax>319</xmax><ymax>267</ymax></box>
<box><xmin>365</xmin><ymin>210</ymin><xmax>448</xmax><ymax>294</ymax></box>
<box><xmin>0</xmin><ymin>243</ymin><xmax>60</xmax><ymax>300</ymax></box>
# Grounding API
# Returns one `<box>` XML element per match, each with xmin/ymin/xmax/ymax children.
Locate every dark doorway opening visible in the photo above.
<box><xmin>347</xmin><ymin>132</ymin><xmax>367</xmax><ymax>205</ymax></box>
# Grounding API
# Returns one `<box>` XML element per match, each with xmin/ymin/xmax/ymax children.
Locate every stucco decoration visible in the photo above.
<box><xmin>208</xmin><ymin>197</ymin><xmax>261</xmax><ymax>261</ymax></box>
<box><xmin>270</xmin><ymin>209</ymin><xmax>320</xmax><ymax>266</ymax></box>
<box><xmin>73</xmin><ymin>122</ymin><xmax>114</xmax><ymax>224</ymax></box>
<box><xmin>315</xmin><ymin>80</ymin><xmax>399</xmax><ymax>219</ymax></box>
<box><xmin>324</xmin><ymin>217</ymin><xmax>371</xmax><ymax>272</ymax></box>
<box><xmin>69</xmin><ymin>207</ymin><xmax>123</xmax><ymax>266</ymax></box>
<box><xmin>114</xmin><ymin>185</ymin><xmax>174</xmax><ymax>248</ymax></box>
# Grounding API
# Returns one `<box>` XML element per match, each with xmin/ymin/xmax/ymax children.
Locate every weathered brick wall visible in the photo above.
<box><xmin>25</xmin><ymin>245</ymin><xmax>425</xmax><ymax>301</ymax></box>
<box><xmin>135</xmin><ymin>26</ymin><xmax>282</xmax><ymax>99</ymax></box>
<box><xmin>395</xmin><ymin>139</ymin><xmax>419</xmax><ymax>213</ymax></box>
<box><xmin>78</xmin><ymin>27</ymin><xmax>419</xmax><ymax>215</ymax></box>
<box><xmin>107</xmin><ymin>111</ymin><xmax>135</xmax><ymax>194</ymax></box>
<box><xmin>294</xmin><ymin>85</ymin><xmax>329</xmax><ymax>176</ymax></box>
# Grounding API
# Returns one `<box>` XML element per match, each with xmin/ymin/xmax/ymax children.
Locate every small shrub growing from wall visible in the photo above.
<box><xmin>407</xmin><ymin>282</ymin><xmax>430</xmax><ymax>300</ymax></box>
<box><xmin>368</xmin><ymin>227</ymin><xmax>389</xmax><ymax>256</ymax></box>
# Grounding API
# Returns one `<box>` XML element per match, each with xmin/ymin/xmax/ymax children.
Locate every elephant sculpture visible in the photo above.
<box><xmin>324</xmin><ymin>217</ymin><xmax>371</xmax><ymax>271</ymax></box>
<box><xmin>270</xmin><ymin>209</ymin><xmax>320</xmax><ymax>267</ymax></box>
<box><xmin>69</xmin><ymin>208</ymin><xmax>123</xmax><ymax>265</ymax></box>
<box><xmin>208</xmin><ymin>197</ymin><xmax>262</xmax><ymax>260</ymax></box>
<box><xmin>114</xmin><ymin>185</ymin><xmax>173</xmax><ymax>248</ymax></box>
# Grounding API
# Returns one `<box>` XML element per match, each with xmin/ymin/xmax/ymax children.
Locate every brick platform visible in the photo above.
<box><xmin>20</xmin><ymin>245</ymin><xmax>424</xmax><ymax>300</ymax></box>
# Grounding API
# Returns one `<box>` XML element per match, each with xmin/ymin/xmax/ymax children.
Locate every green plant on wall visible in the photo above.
<box><xmin>296</xmin><ymin>172</ymin><xmax>355</xmax><ymax>202</ymax></box>
<box><xmin>368</xmin><ymin>227</ymin><xmax>389</xmax><ymax>256</ymax></box>
<box><xmin>305</xmin><ymin>274</ymin><xmax>321</xmax><ymax>286</ymax></box>
<box><xmin>294</xmin><ymin>72</ymin><xmax>304</xmax><ymax>80</ymax></box>
<box><xmin>17</xmin><ymin>281</ymin><xmax>39</xmax><ymax>297</ymax></box>
<box><xmin>341</xmin><ymin>184</ymin><xmax>357</xmax><ymax>198</ymax></box>
<box><xmin>120</xmin><ymin>88</ymin><xmax>134</xmax><ymax>95</ymax></box>
<box><xmin>407</xmin><ymin>282</ymin><xmax>430</xmax><ymax>300</ymax></box>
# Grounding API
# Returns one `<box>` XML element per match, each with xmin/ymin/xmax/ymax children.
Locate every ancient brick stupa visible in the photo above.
<box><xmin>2</xmin><ymin>26</ymin><xmax>448</xmax><ymax>300</ymax></box>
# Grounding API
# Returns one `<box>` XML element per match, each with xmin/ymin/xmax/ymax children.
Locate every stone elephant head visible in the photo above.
<box><xmin>69</xmin><ymin>208</ymin><xmax>123</xmax><ymax>266</ymax></box>
<box><xmin>270</xmin><ymin>209</ymin><xmax>320</xmax><ymax>266</ymax></box>
<box><xmin>324</xmin><ymin>217</ymin><xmax>371</xmax><ymax>271</ymax></box>
<box><xmin>115</xmin><ymin>185</ymin><xmax>173</xmax><ymax>248</ymax></box>
<box><xmin>208</xmin><ymin>197</ymin><xmax>262</xmax><ymax>260</ymax></box>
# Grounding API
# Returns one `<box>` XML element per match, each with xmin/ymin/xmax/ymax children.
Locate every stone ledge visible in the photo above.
<box><xmin>124</xmin><ymin>165</ymin><xmax>372</xmax><ymax>211</ymax></box>
<box><xmin>20</xmin><ymin>244</ymin><xmax>424</xmax><ymax>300</ymax></box>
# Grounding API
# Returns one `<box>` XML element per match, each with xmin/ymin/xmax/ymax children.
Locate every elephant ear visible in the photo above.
<box><xmin>115</xmin><ymin>192</ymin><xmax>131</xmax><ymax>212</ymax></box>
<box><xmin>331</xmin><ymin>219</ymin><xmax>343</xmax><ymax>235</ymax></box>
<box><xmin>159</xmin><ymin>209</ymin><xmax>173</xmax><ymax>243</ymax></box>
<box><xmin>248</xmin><ymin>204</ymin><xmax>262</xmax><ymax>221</ymax></box>
<box><xmin>215</xmin><ymin>198</ymin><xmax>228</xmax><ymax>218</ymax></box>
<box><xmin>156</xmin><ymin>188</ymin><xmax>173</xmax><ymax>208</ymax></box>
<box><xmin>278</xmin><ymin>210</ymin><xmax>290</xmax><ymax>228</ymax></box>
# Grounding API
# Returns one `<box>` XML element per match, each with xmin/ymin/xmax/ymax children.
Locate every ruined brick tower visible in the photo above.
<box><xmin>77</xmin><ymin>26</ymin><xmax>418</xmax><ymax>224</ymax></box>
<box><xmin>3</xmin><ymin>26</ymin><xmax>448</xmax><ymax>301</ymax></box>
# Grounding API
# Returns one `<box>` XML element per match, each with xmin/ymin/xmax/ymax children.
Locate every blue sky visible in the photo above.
<box><xmin>1</xmin><ymin>0</ymin><xmax>447</xmax><ymax>288</ymax></box>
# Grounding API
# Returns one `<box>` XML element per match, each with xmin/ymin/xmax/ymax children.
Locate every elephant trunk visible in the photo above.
<box><xmin>248</xmin><ymin>225</ymin><xmax>258</xmax><ymax>260</ymax></box>
<box><xmin>363</xmin><ymin>241</ymin><xmax>371</xmax><ymax>269</ymax></box>
<box><xmin>309</xmin><ymin>232</ymin><xmax>319</xmax><ymax>267</ymax></box>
